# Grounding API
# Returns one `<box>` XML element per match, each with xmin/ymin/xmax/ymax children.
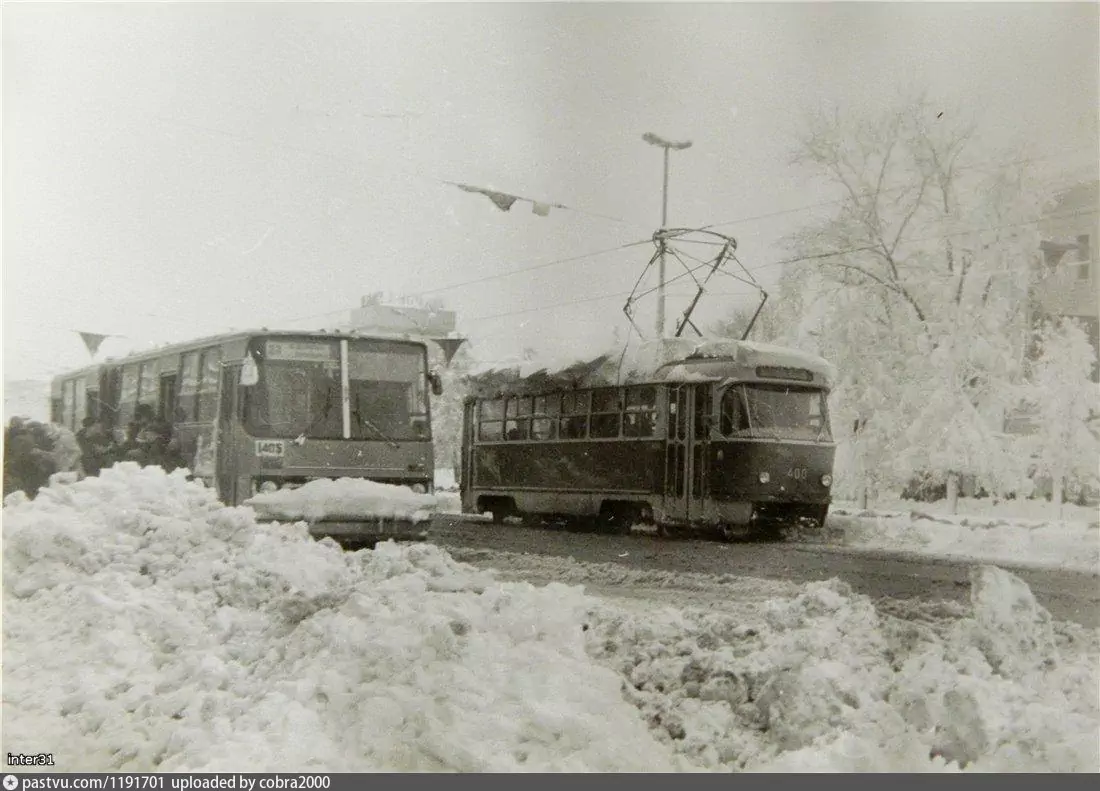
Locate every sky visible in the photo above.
<box><xmin>4</xmin><ymin>1</ymin><xmax>1098</xmax><ymax>385</ymax></box>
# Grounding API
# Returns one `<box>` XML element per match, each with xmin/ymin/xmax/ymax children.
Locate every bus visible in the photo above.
<box><xmin>459</xmin><ymin>338</ymin><xmax>836</xmax><ymax>540</ymax></box>
<box><xmin>50</xmin><ymin>329</ymin><xmax>441</xmax><ymax>539</ymax></box>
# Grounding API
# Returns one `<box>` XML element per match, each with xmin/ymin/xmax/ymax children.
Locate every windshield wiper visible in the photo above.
<box><xmin>293</xmin><ymin>388</ymin><xmax>337</xmax><ymax>445</ymax></box>
<box><xmin>352</xmin><ymin>393</ymin><xmax>400</xmax><ymax>448</ymax></box>
<box><xmin>358</xmin><ymin>416</ymin><xmax>400</xmax><ymax>449</ymax></box>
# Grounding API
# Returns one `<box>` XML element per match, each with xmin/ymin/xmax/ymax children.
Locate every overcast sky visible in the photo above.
<box><xmin>4</xmin><ymin>1</ymin><xmax>1098</xmax><ymax>383</ymax></box>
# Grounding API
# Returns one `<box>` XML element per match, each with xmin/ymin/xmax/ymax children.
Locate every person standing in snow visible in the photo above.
<box><xmin>76</xmin><ymin>417</ymin><xmax>113</xmax><ymax>477</ymax></box>
<box><xmin>120</xmin><ymin>403</ymin><xmax>156</xmax><ymax>463</ymax></box>
<box><xmin>3</xmin><ymin>417</ymin><xmax>59</xmax><ymax>499</ymax></box>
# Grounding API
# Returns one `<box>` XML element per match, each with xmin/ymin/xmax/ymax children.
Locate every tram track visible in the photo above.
<box><xmin>421</xmin><ymin>512</ymin><xmax>1100</xmax><ymax>628</ymax></box>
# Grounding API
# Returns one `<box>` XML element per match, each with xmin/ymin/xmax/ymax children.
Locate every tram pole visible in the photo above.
<box><xmin>643</xmin><ymin>132</ymin><xmax>692</xmax><ymax>338</ymax></box>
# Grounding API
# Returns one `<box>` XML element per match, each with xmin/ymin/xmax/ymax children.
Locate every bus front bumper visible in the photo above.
<box><xmin>306</xmin><ymin>517</ymin><xmax>431</xmax><ymax>546</ymax></box>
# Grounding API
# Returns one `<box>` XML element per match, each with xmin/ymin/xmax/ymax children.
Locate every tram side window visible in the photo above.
<box><xmin>531</xmin><ymin>393</ymin><xmax>560</xmax><ymax>440</ymax></box>
<box><xmin>479</xmin><ymin>398</ymin><xmax>504</xmax><ymax>441</ymax></box>
<box><xmin>504</xmin><ymin>397</ymin><xmax>531</xmax><ymax>440</ymax></box>
<box><xmin>589</xmin><ymin>387</ymin><xmax>622</xmax><ymax>439</ymax></box>
<box><xmin>559</xmin><ymin>391</ymin><xmax>590</xmax><ymax>439</ymax></box>
<box><xmin>623</xmin><ymin>386</ymin><xmax>657</xmax><ymax>438</ymax></box>
<box><xmin>719</xmin><ymin>387</ymin><xmax>750</xmax><ymax>436</ymax></box>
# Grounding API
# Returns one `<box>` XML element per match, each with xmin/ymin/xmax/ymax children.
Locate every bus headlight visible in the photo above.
<box><xmin>758</xmin><ymin>471</ymin><xmax>771</xmax><ymax>484</ymax></box>
<box><xmin>821</xmin><ymin>474</ymin><xmax>833</xmax><ymax>487</ymax></box>
<box><xmin>258</xmin><ymin>480</ymin><xmax>278</xmax><ymax>494</ymax></box>
<box><xmin>410</xmin><ymin>483</ymin><xmax>427</xmax><ymax>494</ymax></box>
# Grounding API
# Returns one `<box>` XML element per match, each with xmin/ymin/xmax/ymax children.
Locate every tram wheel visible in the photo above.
<box><xmin>716</xmin><ymin>523</ymin><xmax>752</xmax><ymax>543</ymax></box>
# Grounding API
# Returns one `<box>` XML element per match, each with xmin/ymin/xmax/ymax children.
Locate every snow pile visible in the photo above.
<box><xmin>243</xmin><ymin>477</ymin><xmax>440</xmax><ymax>523</ymax></box>
<box><xmin>585</xmin><ymin>567</ymin><xmax>1098</xmax><ymax>772</ymax></box>
<box><xmin>826</xmin><ymin>506</ymin><xmax>1099</xmax><ymax>573</ymax></box>
<box><xmin>2</xmin><ymin>464</ymin><xmax>683</xmax><ymax>772</ymax></box>
<box><xmin>4</xmin><ymin>465</ymin><xmax>1095</xmax><ymax>772</ymax></box>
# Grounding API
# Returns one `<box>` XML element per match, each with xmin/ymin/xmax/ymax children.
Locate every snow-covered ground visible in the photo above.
<box><xmin>4</xmin><ymin>465</ymin><xmax>1098</xmax><ymax>772</ymax></box>
<box><xmin>826</xmin><ymin>498</ymin><xmax>1099</xmax><ymax>574</ymax></box>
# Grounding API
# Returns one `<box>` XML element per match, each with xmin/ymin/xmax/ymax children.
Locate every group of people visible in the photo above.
<box><xmin>4</xmin><ymin>406</ymin><xmax>189</xmax><ymax>500</ymax></box>
<box><xmin>75</xmin><ymin>404</ymin><xmax>187</xmax><ymax>477</ymax></box>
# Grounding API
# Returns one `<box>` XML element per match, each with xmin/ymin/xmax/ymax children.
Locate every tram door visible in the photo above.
<box><xmin>664</xmin><ymin>384</ymin><xmax>712</xmax><ymax>523</ymax></box>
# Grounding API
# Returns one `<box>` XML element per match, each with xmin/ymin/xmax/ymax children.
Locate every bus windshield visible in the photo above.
<box><xmin>245</xmin><ymin>337</ymin><xmax>429</xmax><ymax>440</ymax></box>
<box><xmin>719</xmin><ymin>384</ymin><xmax>830</xmax><ymax>441</ymax></box>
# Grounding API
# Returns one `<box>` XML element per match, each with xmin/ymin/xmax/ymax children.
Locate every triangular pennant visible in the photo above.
<box><xmin>487</xmin><ymin>192</ymin><xmax>518</xmax><ymax>212</ymax></box>
<box><xmin>78</xmin><ymin>331</ymin><xmax>110</xmax><ymax>356</ymax></box>
<box><xmin>453</xmin><ymin>182</ymin><xmax>520</xmax><ymax>212</ymax></box>
<box><xmin>433</xmin><ymin>337</ymin><xmax>467</xmax><ymax>366</ymax></box>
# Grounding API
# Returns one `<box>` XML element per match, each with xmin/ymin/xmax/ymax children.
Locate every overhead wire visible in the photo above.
<box><xmin>454</xmin><ymin>205</ymin><xmax>1099</xmax><ymax>325</ymax></box>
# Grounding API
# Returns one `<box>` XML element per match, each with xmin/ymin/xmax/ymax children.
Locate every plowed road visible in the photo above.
<box><xmin>421</xmin><ymin>514</ymin><xmax>1100</xmax><ymax>628</ymax></box>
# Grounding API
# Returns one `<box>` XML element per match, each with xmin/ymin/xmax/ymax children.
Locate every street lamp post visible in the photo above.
<box><xmin>643</xmin><ymin>132</ymin><xmax>692</xmax><ymax>338</ymax></box>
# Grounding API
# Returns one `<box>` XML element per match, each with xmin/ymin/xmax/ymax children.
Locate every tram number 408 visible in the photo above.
<box><xmin>786</xmin><ymin>467</ymin><xmax>808</xmax><ymax>480</ymax></box>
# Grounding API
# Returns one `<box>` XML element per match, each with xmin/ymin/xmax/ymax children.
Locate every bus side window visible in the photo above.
<box><xmin>178</xmin><ymin>352</ymin><xmax>201</xmax><ymax>422</ymax></box>
<box><xmin>86</xmin><ymin>390</ymin><xmax>100</xmax><ymax>422</ymax></box>
<box><xmin>196</xmin><ymin>348</ymin><xmax>223</xmax><ymax>422</ymax></box>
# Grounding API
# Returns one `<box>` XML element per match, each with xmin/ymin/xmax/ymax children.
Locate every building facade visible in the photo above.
<box><xmin>1032</xmin><ymin>179</ymin><xmax>1099</xmax><ymax>370</ymax></box>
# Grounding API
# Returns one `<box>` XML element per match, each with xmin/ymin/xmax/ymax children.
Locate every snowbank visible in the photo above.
<box><xmin>826</xmin><ymin>503</ymin><xmax>1099</xmax><ymax>574</ymax></box>
<box><xmin>584</xmin><ymin>568</ymin><xmax>1098</xmax><ymax>772</ymax></box>
<box><xmin>4</xmin><ymin>465</ymin><xmax>1096</xmax><ymax>772</ymax></box>
<box><xmin>243</xmin><ymin>477</ymin><xmax>439</xmax><ymax>523</ymax></box>
<box><xmin>2</xmin><ymin>465</ymin><xmax>683</xmax><ymax>772</ymax></box>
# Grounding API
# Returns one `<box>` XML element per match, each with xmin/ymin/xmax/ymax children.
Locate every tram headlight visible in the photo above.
<box><xmin>410</xmin><ymin>483</ymin><xmax>427</xmax><ymax>494</ymax></box>
<box><xmin>758</xmin><ymin>471</ymin><xmax>771</xmax><ymax>484</ymax></box>
<box><xmin>821</xmin><ymin>474</ymin><xmax>833</xmax><ymax>487</ymax></box>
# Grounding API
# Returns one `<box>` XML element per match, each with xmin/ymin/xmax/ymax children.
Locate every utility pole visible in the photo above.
<box><xmin>643</xmin><ymin>132</ymin><xmax>692</xmax><ymax>337</ymax></box>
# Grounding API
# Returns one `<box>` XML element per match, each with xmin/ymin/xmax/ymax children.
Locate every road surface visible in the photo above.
<box><xmin>422</xmin><ymin>514</ymin><xmax>1100</xmax><ymax>628</ymax></box>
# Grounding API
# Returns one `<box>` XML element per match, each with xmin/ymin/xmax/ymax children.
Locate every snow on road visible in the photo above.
<box><xmin>825</xmin><ymin>499</ymin><xmax>1099</xmax><ymax>574</ymax></box>
<box><xmin>4</xmin><ymin>466</ymin><xmax>1098</xmax><ymax>772</ymax></box>
<box><xmin>435</xmin><ymin>468</ymin><xmax>1099</xmax><ymax>574</ymax></box>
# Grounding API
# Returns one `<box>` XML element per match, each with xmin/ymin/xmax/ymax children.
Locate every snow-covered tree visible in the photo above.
<box><xmin>1016</xmin><ymin>318</ymin><xmax>1100</xmax><ymax>518</ymax></box>
<box><xmin>766</xmin><ymin>95</ymin><xmax>1046</xmax><ymax>510</ymax></box>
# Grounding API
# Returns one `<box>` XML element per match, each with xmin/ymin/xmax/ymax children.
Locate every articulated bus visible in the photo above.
<box><xmin>50</xmin><ymin>330</ymin><xmax>440</xmax><ymax>522</ymax></box>
<box><xmin>460</xmin><ymin>340</ymin><xmax>836</xmax><ymax>540</ymax></box>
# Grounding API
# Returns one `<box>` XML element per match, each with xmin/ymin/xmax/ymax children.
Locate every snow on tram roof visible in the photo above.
<box><xmin>465</xmin><ymin>337</ymin><xmax>836</xmax><ymax>396</ymax></box>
